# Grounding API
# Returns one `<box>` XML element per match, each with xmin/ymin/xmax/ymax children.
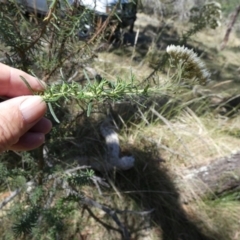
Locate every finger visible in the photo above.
<box><xmin>30</xmin><ymin>118</ymin><xmax>52</xmax><ymax>134</ymax></box>
<box><xmin>0</xmin><ymin>96</ymin><xmax>47</xmax><ymax>152</ymax></box>
<box><xmin>9</xmin><ymin>132</ymin><xmax>45</xmax><ymax>151</ymax></box>
<box><xmin>0</xmin><ymin>63</ymin><xmax>46</xmax><ymax>97</ymax></box>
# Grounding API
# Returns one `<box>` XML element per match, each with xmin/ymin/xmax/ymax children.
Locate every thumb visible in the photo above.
<box><xmin>0</xmin><ymin>96</ymin><xmax>47</xmax><ymax>152</ymax></box>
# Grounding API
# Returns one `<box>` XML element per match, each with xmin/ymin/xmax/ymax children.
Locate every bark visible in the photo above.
<box><xmin>178</xmin><ymin>151</ymin><xmax>240</xmax><ymax>203</ymax></box>
<box><xmin>220</xmin><ymin>5</ymin><xmax>240</xmax><ymax>50</ymax></box>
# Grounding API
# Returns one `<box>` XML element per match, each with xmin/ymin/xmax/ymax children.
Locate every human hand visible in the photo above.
<box><xmin>0</xmin><ymin>63</ymin><xmax>52</xmax><ymax>152</ymax></box>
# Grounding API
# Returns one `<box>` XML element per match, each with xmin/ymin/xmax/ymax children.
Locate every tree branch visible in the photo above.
<box><xmin>0</xmin><ymin>181</ymin><xmax>35</xmax><ymax>210</ymax></box>
<box><xmin>220</xmin><ymin>5</ymin><xmax>240</xmax><ymax>50</ymax></box>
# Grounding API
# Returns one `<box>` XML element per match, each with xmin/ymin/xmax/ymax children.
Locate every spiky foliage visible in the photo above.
<box><xmin>12</xmin><ymin>206</ymin><xmax>40</xmax><ymax>237</ymax></box>
<box><xmin>0</xmin><ymin>1</ymin><xmax>109</xmax><ymax>238</ymax></box>
<box><xmin>0</xmin><ymin>0</ymin><xmax>97</xmax><ymax>76</ymax></box>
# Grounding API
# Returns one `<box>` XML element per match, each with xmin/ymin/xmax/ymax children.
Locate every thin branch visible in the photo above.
<box><xmin>87</xmin><ymin>2</ymin><xmax>119</xmax><ymax>44</ymax></box>
<box><xmin>84</xmin><ymin>205</ymin><xmax>122</xmax><ymax>233</ymax></box>
<box><xmin>220</xmin><ymin>5</ymin><xmax>240</xmax><ymax>50</ymax></box>
<box><xmin>80</xmin><ymin>192</ymin><xmax>130</xmax><ymax>239</ymax></box>
<box><xmin>65</xmin><ymin>165</ymin><xmax>92</xmax><ymax>174</ymax></box>
<box><xmin>37</xmin><ymin>178</ymin><xmax>58</xmax><ymax>224</ymax></box>
<box><xmin>0</xmin><ymin>189</ymin><xmax>21</xmax><ymax>210</ymax></box>
<box><xmin>38</xmin><ymin>145</ymin><xmax>44</xmax><ymax>185</ymax></box>
<box><xmin>0</xmin><ymin>181</ymin><xmax>35</xmax><ymax>210</ymax></box>
<box><xmin>65</xmin><ymin>183</ymin><xmax>154</xmax><ymax>240</ymax></box>
<box><xmin>90</xmin><ymin>175</ymin><xmax>110</xmax><ymax>195</ymax></box>
<box><xmin>141</xmin><ymin>52</ymin><xmax>169</xmax><ymax>85</ymax></box>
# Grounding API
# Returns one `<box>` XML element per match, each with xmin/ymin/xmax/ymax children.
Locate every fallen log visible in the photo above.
<box><xmin>178</xmin><ymin>151</ymin><xmax>240</xmax><ymax>203</ymax></box>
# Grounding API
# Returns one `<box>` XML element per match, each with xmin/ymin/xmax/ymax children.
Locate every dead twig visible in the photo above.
<box><xmin>0</xmin><ymin>181</ymin><xmax>35</xmax><ymax>210</ymax></box>
<box><xmin>220</xmin><ymin>5</ymin><xmax>240</xmax><ymax>50</ymax></box>
<box><xmin>65</xmin><ymin>183</ymin><xmax>154</xmax><ymax>240</ymax></box>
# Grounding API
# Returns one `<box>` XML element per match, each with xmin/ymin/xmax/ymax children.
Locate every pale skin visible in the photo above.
<box><xmin>0</xmin><ymin>63</ymin><xmax>52</xmax><ymax>152</ymax></box>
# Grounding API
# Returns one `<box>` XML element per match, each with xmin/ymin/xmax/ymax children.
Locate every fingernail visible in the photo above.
<box><xmin>20</xmin><ymin>96</ymin><xmax>46</xmax><ymax>123</ymax></box>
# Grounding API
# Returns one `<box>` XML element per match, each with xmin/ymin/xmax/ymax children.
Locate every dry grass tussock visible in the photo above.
<box><xmin>133</xmin><ymin>110</ymin><xmax>240</xmax><ymax>167</ymax></box>
<box><xmin>81</xmin><ymin>12</ymin><xmax>240</xmax><ymax>239</ymax></box>
<box><xmin>116</xmin><ymin>110</ymin><xmax>240</xmax><ymax>239</ymax></box>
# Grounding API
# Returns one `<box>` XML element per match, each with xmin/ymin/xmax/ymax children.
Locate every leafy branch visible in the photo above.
<box><xmin>41</xmin><ymin>79</ymin><xmax>152</xmax><ymax>103</ymax></box>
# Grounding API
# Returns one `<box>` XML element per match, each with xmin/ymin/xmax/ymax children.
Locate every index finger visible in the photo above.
<box><xmin>0</xmin><ymin>63</ymin><xmax>46</xmax><ymax>97</ymax></box>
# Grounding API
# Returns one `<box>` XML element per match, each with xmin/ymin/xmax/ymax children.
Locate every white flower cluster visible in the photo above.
<box><xmin>166</xmin><ymin>45</ymin><xmax>211</xmax><ymax>85</ymax></box>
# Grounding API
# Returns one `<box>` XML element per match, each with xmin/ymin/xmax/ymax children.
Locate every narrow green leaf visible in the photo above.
<box><xmin>20</xmin><ymin>76</ymin><xmax>34</xmax><ymax>94</ymax></box>
<box><xmin>87</xmin><ymin>102</ymin><xmax>92</xmax><ymax>117</ymax></box>
<box><xmin>143</xmin><ymin>84</ymin><xmax>150</xmax><ymax>94</ymax></box>
<box><xmin>60</xmin><ymin>68</ymin><xmax>64</xmax><ymax>79</ymax></box>
<box><xmin>51</xmin><ymin>22</ymin><xmax>60</xmax><ymax>31</ymax></box>
<box><xmin>49</xmin><ymin>0</ymin><xmax>57</xmax><ymax>9</ymax></box>
<box><xmin>48</xmin><ymin>102</ymin><xmax>60</xmax><ymax>123</ymax></box>
<box><xmin>83</xmin><ymin>69</ymin><xmax>91</xmax><ymax>84</ymax></box>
